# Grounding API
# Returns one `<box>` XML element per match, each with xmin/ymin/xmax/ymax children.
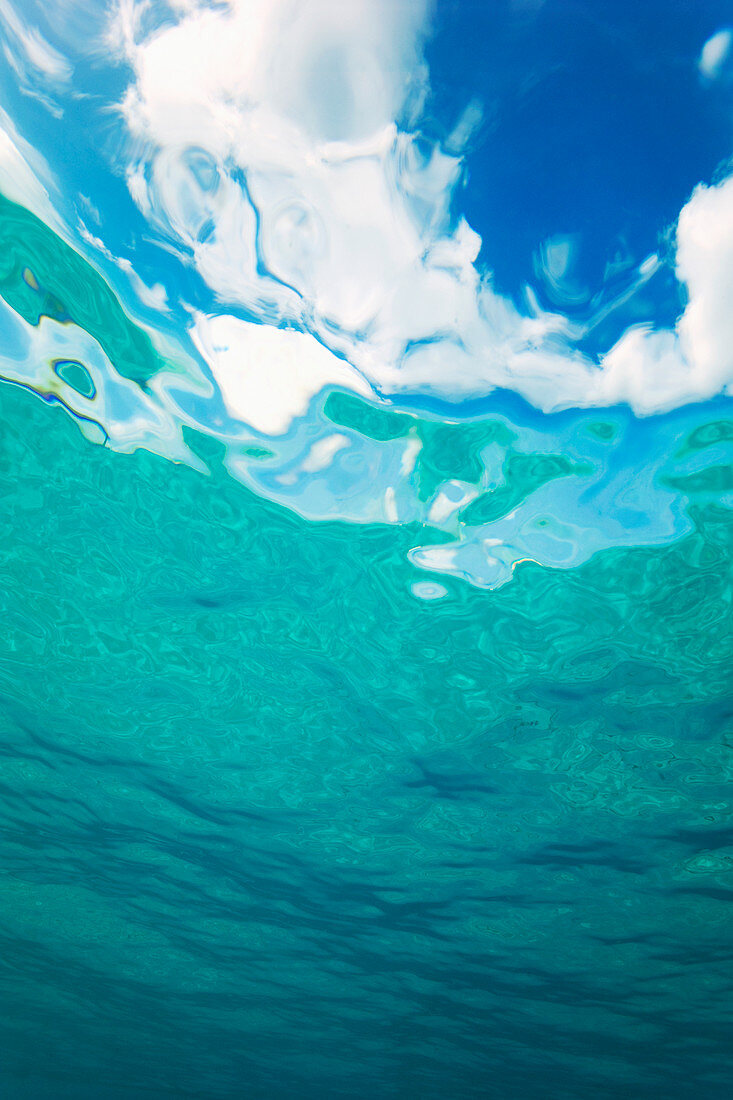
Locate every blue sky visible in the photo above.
<box><xmin>427</xmin><ymin>0</ymin><xmax>733</xmax><ymax>300</ymax></box>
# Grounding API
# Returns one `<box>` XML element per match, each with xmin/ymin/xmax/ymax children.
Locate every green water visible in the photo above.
<box><xmin>0</xmin><ymin>193</ymin><xmax>162</xmax><ymax>386</ymax></box>
<box><xmin>1</xmin><ymin>370</ymin><xmax>732</xmax><ymax>1097</ymax></box>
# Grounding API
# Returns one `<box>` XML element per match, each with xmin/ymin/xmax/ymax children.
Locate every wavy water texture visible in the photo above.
<box><xmin>1</xmin><ymin>380</ymin><xmax>732</xmax><ymax>1098</ymax></box>
<box><xmin>0</xmin><ymin>187</ymin><xmax>731</xmax><ymax>590</ymax></box>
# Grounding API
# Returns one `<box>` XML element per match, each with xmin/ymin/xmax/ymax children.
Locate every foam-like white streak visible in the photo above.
<box><xmin>114</xmin><ymin>0</ymin><xmax>733</xmax><ymax>427</ymax></box>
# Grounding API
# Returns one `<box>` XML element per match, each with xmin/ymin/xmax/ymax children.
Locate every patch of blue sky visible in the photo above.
<box><xmin>426</xmin><ymin>0</ymin><xmax>733</xmax><ymax>301</ymax></box>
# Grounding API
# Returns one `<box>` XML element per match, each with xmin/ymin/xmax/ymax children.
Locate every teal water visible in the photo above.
<box><xmin>1</xmin><ymin>371</ymin><xmax>732</xmax><ymax>1097</ymax></box>
<box><xmin>0</xmin><ymin>3</ymin><xmax>733</xmax><ymax>1093</ymax></box>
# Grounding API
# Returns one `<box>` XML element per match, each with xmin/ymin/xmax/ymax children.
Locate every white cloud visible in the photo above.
<box><xmin>111</xmin><ymin>0</ymin><xmax>733</xmax><ymax>427</ymax></box>
<box><xmin>590</xmin><ymin>175</ymin><xmax>733</xmax><ymax>415</ymax></box>
<box><xmin>0</xmin><ymin>0</ymin><xmax>72</xmax><ymax>115</ymax></box>
<box><xmin>699</xmin><ymin>28</ymin><xmax>733</xmax><ymax>81</ymax></box>
<box><xmin>676</xmin><ymin>175</ymin><xmax>733</xmax><ymax>395</ymax></box>
<box><xmin>190</xmin><ymin>313</ymin><xmax>371</xmax><ymax>437</ymax></box>
<box><xmin>0</xmin><ymin>0</ymin><xmax>71</xmax><ymax>83</ymax></box>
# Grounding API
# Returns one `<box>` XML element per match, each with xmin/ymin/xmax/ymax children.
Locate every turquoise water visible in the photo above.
<box><xmin>2</xmin><ymin>367</ymin><xmax>732</xmax><ymax>1097</ymax></box>
<box><xmin>1</xmin><ymin>2</ymin><xmax>733</xmax><ymax>1097</ymax></box>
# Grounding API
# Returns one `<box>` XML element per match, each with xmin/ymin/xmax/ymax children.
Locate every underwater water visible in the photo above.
<box><xmin>0</xmin><ymin>1</ymin><xmax>732</xmax><ymax>1097</ymax></box>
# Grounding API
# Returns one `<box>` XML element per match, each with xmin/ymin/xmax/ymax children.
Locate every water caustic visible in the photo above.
<box><xmin>0</xmin><ymin>1</ymin><xmax>732</xmax><ymax>1098</ymax></box>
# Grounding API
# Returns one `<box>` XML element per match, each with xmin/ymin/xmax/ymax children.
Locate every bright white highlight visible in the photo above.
<box><xmin>676</xmin><ymin>176</ymin><xmax>733</xmax><ymax>395</ymax></box>
<box><xmin>699</xmin><ymin>28</ymin><xmax>733</xmax><ymax>81</ymax></box>
<box><xmin>190</xmin><ymin>314</ymin><xmax>371</xmax><ymax>437</ymax></box>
